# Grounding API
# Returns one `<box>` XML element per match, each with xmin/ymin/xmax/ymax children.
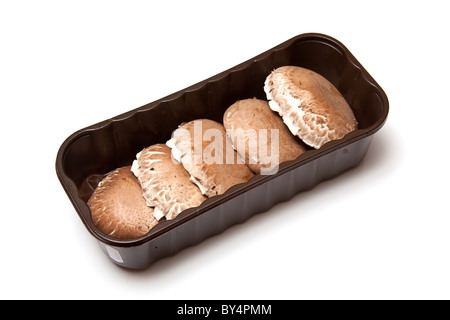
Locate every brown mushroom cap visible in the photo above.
<box><xmin>131</xmin><ymin>144</ymin><xmax>206</xmax><ymax>221</ymax></box>
<box><xmin>166</xmin><ymin>119</ymin><xmax>254</xmax><ymax>197</ymax></box>
<box><xmin>264</xmin><ymin>66</ymin><xmax>358</xmax><ymax>149</ymax></box>
<box><xmin>88</xmin><ymin>166</ymin><xmax>158</xmax><ymax>240</ymax></box>
<box><xmin>223</xmin><ymin>98</ymin><xmax>307</xmax><ymax>174</ymax></box>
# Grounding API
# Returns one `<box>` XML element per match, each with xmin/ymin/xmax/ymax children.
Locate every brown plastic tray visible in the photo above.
<box><xmin>56</xmin><ymin>33</ymin><xmax>389</xmax><ymax>269</ymax></box>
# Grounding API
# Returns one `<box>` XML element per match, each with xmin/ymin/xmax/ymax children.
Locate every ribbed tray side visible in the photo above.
<box><xmin>101</xmin><ymin>136</ymin><xmax>373</xmax><ymax>269</ymax></box>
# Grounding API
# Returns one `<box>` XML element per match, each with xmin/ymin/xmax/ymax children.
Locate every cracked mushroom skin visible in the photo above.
<box><xmin>131</xmin><ymin>144</ymin><xmax>207</xmax><ymax>221</ymax></box>
<box><xmin>264</xmin><ymin>66</ymin><xmax>358</xmax><ymax>149</ymax></box>
<box><xmin>166</xmin><ymin>119</ymin><xmax>255</xmax><ymax>197</ymax></box>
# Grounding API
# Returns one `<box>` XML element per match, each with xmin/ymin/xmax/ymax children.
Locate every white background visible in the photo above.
<box><xmin>1</xmin><ymin>0</ymin><xmax>449</xmax><ymax>300</ymax></box>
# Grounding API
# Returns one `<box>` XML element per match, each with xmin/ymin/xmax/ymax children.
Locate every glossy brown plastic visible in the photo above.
<box><xmin>55</xmin><ymin>33</ymin><xmax>389</xmax><ymax>269</ymax></box>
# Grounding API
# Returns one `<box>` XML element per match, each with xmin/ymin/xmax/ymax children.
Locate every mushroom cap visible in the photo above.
<box><xmin>131</xmin><ymin>144</ymin><xmax>206</xmax><ymax>221</ymax></box>
<box><xmin>223</xmin><ymin>98</ymin><xmax>307</xmax><ymax>174</ymax></box>
<box><xmin>166</xmin><ymin>119</ymin><xmax>254</xmax><ymax>197</ymax></box>
<box><xmin>264</xmin><ymin>66</ymin><xmax>358</xmax><ymax>149</ymax></box>
<box><xmin>88</xmin><ymin>166</ymin><xmax>158</xmax><ymax>240</ymax></box>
